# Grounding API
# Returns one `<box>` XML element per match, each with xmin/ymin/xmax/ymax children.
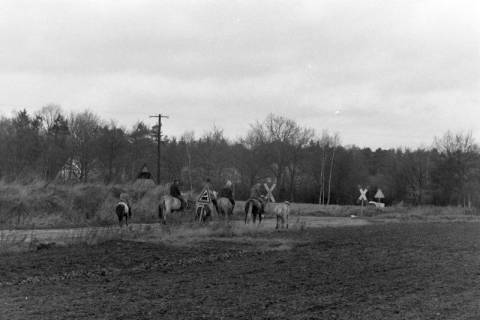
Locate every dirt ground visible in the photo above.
<box><xmin>1</xmin><ymin>220</ymin><xmax>480</xmax><ymax>319</ymax></box>
<box><xmin>0</xmin><ymin>216</ymin><xmax>370</xmax><ymax>251</ymax></box>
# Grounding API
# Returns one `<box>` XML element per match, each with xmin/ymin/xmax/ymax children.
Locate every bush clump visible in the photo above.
<box><xmin>0</xmin><ymin>181</ymin><xmax>168</xmax><ymax>229</ymax></box>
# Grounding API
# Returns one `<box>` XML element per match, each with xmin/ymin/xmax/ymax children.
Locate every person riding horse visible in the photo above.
<box><xmin>218</xmin><ymin>180</ymin><xmax>235</xmax><ymax>207</ymax></box>
<box><xmin>116</xmin><ymin>192</ymin><xmax>133</xmax><ymax>226</ymax></box>
<box><xmin>170</xmin><ymin>179</ymin><xmax>186</xmax><ymax>210</ymax></box>
<box><xmin>250</xmin><ymin>182</ymin><xmax>266</xmax><ymax>212</ymax></box>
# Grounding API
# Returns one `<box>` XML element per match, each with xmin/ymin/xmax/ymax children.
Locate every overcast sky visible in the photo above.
<box><xmin>0</xmin><ymin>0</ymin><xmax>479</xmax><ymax>148</ymax></box>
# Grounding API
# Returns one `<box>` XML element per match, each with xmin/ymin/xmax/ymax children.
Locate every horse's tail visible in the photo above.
<box><xmin>160</xmin><ymin>197</ymin><xmax>170</xmax><ymax>224</ymax></box>
<box><xmin>115</xmin><ymin>203</ymin><xmax>125</xmax><ymax>226</ymax></box>
<box><xmin>245</xmin><ymin>200</ymin><xmax>253</xmax><ymax>224</ymax></box>
<box><xmin>158</xmin><ymin>199</ymin><xmax>164</xmax><ymax>221</ymax></box>
<box><xmin>115</xmin><ymin>203</ymin><xmax>122</xmax><ymax>219</ymax></box>
<box><xmin>128</xmin><ymin>204</ymin><xmax>132</xmax><ymax>218</ymax></box>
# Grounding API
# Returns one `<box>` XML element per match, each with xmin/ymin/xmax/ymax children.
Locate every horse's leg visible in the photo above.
<box><xmin>276</xmin><ymin>215</ymin><xmax>279</xmax><ymax>229</ymax></box>
<box><xmin>196</xmin><ymin>206</ymin><xmax>201</xmax><ymax>222</ymax></box>
<box><xmin>160</xmin><ymin>203</ymin><xmax>167</xmax><ymax>225</ymax></box>
<box><xmin>201</xmin><ymin>206</ymin><xmax>207</xmax><ymax>223</ymax></box>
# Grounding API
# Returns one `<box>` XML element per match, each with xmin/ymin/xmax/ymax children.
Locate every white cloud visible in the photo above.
<box><xmin>0</xmin><ymin>0</ymin><xmax>479</xmax><ymax>148</ymax></box>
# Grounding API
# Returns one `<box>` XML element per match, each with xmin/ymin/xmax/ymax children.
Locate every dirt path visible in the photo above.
<box><xmin>0</xmin><ymin>216</ymin><xmax>370</xmax><ymax>250</ymax></box>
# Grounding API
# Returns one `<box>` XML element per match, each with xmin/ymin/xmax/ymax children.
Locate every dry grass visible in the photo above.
<box><xmin>0</xmin><ymin>224</ymin><xmax>151</xmax><ymax>253</ymax></box>
<box><xmin>235</xmin><ymin>200</ymin><xmax>480</xmax><ymax>220</ymax></box>
<box><xmin>0</xmin><ymin>181</ymin><xmax>170</xmax><ymax>229</ymax></box>
<box><xmin>0</xmin><ymin>215</ymin><xmax>310</xmax><ymax>253</ymax></box>
<box><xmin>0</xmin><ymin>180</ymin><xmax>478</xmax><ymax>230</ymax></box>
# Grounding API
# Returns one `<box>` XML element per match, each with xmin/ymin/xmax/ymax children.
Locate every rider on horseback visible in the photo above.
<box><xmin>250</xmin><ymin>182</ymin><xmax>266</xmax><ymax>212</ymax></box>
<box><xmin>218</xmin><ymin>180</ymin><xmax>235</xmax><ymax>207</ymax></box>
<box><xmin>170</xmin><ymin>179</ymin><xmax>186</xmax><ymax>210</ymax></box>
<box><xmin>119</xmin><ymin>192</ymin><xmax>133</xmax><ymax>217</ymax></box>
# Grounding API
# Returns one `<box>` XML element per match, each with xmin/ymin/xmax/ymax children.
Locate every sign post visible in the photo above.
<box><xmin>374</xmin><ymin>189</ymin><xmax>385</xmax><ymax>203</ymax></box>
<box><xmin>358</xmin><ymin>187</ymin><xmax>368</xmax><ymax>215</ymax></box>
<box><xmin>195</xmin><ymin>187</ymin><xmax>212</xmax><ymax>222</ymax></box>
<box><xmin>264</xmin><ymin>183</ymin><xmax>276</xmax><ymax>203</ymax></box>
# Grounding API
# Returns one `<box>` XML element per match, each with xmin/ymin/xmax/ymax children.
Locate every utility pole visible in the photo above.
<box><xmin>149</xmin><ymin>114</ymin><xmax>169</xmax><ymax>184</ymax></box>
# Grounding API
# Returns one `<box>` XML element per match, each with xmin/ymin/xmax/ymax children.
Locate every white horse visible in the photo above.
<box><xmin>264</xmin><ymin>201</ymin><xmax>290</xmax><ymax>229</ymax></box>
<box><xmin>217</xmin><ymin>197</ymin><xmax>234</xmax><ymax>222</ymax></box>
<box><xmin>158</xmin><ymin>195</ymin><xmax>183</xmax><ymax>224</ymax></box>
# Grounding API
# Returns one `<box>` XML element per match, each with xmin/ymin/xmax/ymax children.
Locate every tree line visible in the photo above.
<box><xmin>1</xmin><ymin>105</ymin><xmax>479</xmax><ymax>207</ymax></box>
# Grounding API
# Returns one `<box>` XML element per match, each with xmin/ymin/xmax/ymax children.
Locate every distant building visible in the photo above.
<box><xmin>137</xmin><ymin>164</ymin><xmax>152</xmax><ymax>180</ymax></box>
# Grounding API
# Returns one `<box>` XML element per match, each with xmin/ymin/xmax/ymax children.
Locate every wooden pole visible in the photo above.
<box><xmin>149</xmin><ymin>114</ymin><xmax>169</xmax><ymax>185</ymax></box>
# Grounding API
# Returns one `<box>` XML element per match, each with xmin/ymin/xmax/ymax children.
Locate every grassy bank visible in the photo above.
<box><xmin>0</xmin><ymin>182</ymin><xmax>478</xmax><ymax>229</ymax></box>
<box><xmin>0</xmin><ymin>181</ymin><xmax>168</xmax><ymax>229</ymax></box>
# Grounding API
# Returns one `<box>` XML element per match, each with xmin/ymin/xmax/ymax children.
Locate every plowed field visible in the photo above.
<box><xmin>1</xmin><ymin>222</ymin><xmax>480</xmax><ymax>319</ymax></box>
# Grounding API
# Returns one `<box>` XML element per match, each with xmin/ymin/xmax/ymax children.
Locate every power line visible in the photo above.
<box><xmin>149</xmin><ymin>114</ymin><xmax>169</xmax><ymax>185</ymax></box>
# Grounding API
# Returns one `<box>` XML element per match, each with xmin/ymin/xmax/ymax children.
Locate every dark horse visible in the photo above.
<box><xmin>244</xmin><ymin>198</ymin><xmax>264</xmax><ymax>224</ymax></box>
<box><xmin>115</xmin><ymin>201</ymin><xmax>132</xmax><ymax>226</ymax></box>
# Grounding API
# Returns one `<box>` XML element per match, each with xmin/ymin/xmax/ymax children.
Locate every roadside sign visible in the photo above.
<box><xmin>264</xmin><ymin>183</ymin><xmax>276</xmax><ymax>202</ymax></box>
<box><xmin>374</xmin><ymin>189</ymin><xmax>384</xmax><ymax>200</ymax></box>
<box><xmin>358</xmin><ymin>188</ymin><xmax>368</xmax><ymax>201</ymax></box>
<box><xmin>197</xmin><ymin>188</ymin><xmax>211</xmax><ymax>204</ymax></box>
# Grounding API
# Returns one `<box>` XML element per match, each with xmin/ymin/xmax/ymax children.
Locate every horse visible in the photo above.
<box><xmin>195</xmin><ymin>202</ymin><xmax>213</xmax><ymax>223</ymax></box>
<box><xmin>271</xmin><ymin>201</ymin><xmax>290</xmax><ymax>229</ymax></box>
<box><xmin>217</xmin><ymin>197</ymin><xmax>234</xmax><ymax>221</ymax></box>
<box><xmin>194</xmin><ymin>189</ymin><xmax>218</xmax><ymax>223</ymax></box>
<box><xmin>115</xmin><ymin>201</ymin><xmax>132</xmax><ymax>227</ymax></box>
<box><xmin>244</xmin><ymin>198</ymin><xmax>264</xmax><ymax>224</ymax></box>
<box><xmin>158</xmin><ymin>195</ymin><xmax>183</xmax><ymax>224</ymax></box>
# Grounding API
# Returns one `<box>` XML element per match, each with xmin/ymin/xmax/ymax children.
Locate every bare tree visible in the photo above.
<box><xmin>327</xmin><ymin>132</ymin><xmax>340</xmax><ymax>204</ymax></box>
<box><xmin>69</xmin><ymin>111</ymin><xmax>101</xmax><ymax>182</ymax></box>
<box><xmin>433</xmin><ymin>131</ymin><xmax>479</xmax><ymax>207</ymax></box>
<box><xmin>318</xmin><ymin>131</ymin><xmax>329</xmax><ymax>205</ymax></box>
<box><xmin>181</xmin><ymin>131</ymin><xmax>195</xmax><ymax>192</ymax></box>
<box><xmin>247</xmin><ymin>114</ymin><xmax>314</xmax><ymax>201</ymax></box>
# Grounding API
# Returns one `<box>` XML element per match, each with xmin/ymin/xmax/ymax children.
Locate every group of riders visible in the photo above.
<box><xmin>116</xmin><ymin>177</ymin><xmax>271</xmax><ymax>226</ymax></box>
<box><xmin>169</xmin><ymin>178</ymin><xmax>267</xmax><ymax>213</ymax></box>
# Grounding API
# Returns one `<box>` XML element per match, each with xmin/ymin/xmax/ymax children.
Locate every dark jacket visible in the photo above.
<box><xmin>250</xmin><ymin>183</ymin><xmax>265</xmax><ymax>199</ymax></box>
<box><xmin>219</xmin><ymin>187</ymin><xmax>233</xmax><ymax>199</ymax></box>
<box><xmin>170</xmin><ymin>184</ymin><xmax>181</xmax><ymax>198</ymax></box>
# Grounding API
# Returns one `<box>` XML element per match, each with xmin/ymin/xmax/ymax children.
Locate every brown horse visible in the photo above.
<box><xmin>158</xmin><ymin>195</ymin><xmax>182</xmax><ymax>224</ymax></box>
<box><xmin>244</xmin><ymin>198</ymin><xmax>264</xmax><ymax>225</ymax></box>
